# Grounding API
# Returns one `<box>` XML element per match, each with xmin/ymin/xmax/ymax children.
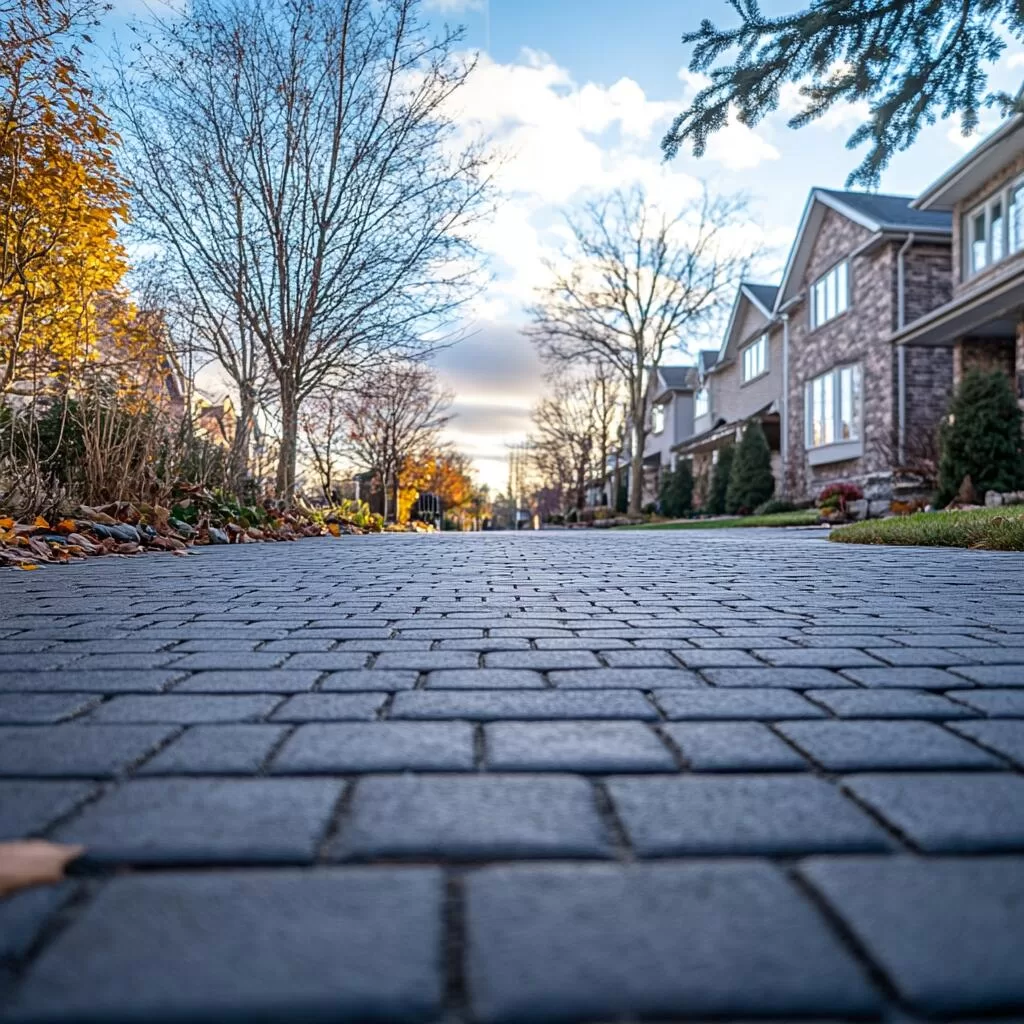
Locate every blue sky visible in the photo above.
<box><xmin>99</xmin><ymin>0</ymin><xmax>1023</xmax><ymax>490</ymax></box>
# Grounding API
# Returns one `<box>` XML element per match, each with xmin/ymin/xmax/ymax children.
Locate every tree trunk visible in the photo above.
<box><xmin>629</xmin><ymin>450</ymin><xmax>644</xmax><ymax>515</ymax></box>
<box><xmin>275</xmin><ymin>383</ymin><xmax>299</xmax><ymax>499</ymax></box>
<box><xmin>228</xmin><ymin>387</ymin><xmax>256</xmax><ymax>494</ymax></box>
<box><xmin>391</xmin><ymin>469</ymin><xmax>401</xmax><ymax>525</ymax></box>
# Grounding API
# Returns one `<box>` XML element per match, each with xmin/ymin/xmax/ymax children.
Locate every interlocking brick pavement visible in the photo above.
<box><xmin>1</xmin><ymin>528</ymin><xmax>1023</xmax><ymax>1022</ymax></box>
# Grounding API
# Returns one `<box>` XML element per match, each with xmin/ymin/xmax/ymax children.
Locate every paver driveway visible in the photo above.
<box><xmin>1</xmin><ymin>529</ymin><xmax>1024</xmax><ymax>1023</ymax></box>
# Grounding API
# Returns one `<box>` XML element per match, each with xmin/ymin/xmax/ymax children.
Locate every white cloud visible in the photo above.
<box><xmin>424</xmin><ymin>0</ymin><xmax>484</xmax><ymax>12</ymax></box>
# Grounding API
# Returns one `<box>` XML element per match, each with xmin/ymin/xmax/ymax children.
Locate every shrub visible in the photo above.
<box><xmin>937</xmin><ymin>370</ymin><xmax>1024</xmax><ymax>506</ymax></box>
<box><xmin>754</xmin><ymin>498</ymin><xmax>795</xmax><ymax>515</ymax></box>
<box><xmin>615</xmin><ymin>481</ymin><xmax>628</xmax><ymax>514</ymax></box>
<box><xmin>706</xmin><ymin>445</ymin><xmax>734</xmax><ymax>514</ymax></box>
<box><xmin>817</xmin><ymin>482</ymin><xmax>864</xmax><ymax>516</ymax></box>
<box><xmin>725</xmin><ymin>421</ymin><xmax>775</xmax><ymax>514</ymax></box>
<box><xmin>658</xmin><ymin>462</ymin><xmax>694</xmax><ymax>518</ymax></box>
<box><xmin>565</xmin><ymin>507</ymin><xmax>578</xmax><ymax>523</ymax></box>
<box><xmin>642</xmin><ymin>501</ymin><xmax>658</xmax><ymax>515</ymax></box>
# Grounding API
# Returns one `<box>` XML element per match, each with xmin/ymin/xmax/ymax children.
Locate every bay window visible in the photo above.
<box><xmin>741</xmin><ymin>334</ymin><xmax>768</xmax><ymax>382</ymax></box>
<box><xmin>809</xmin><ymin>261</ymin><xmax>849</xmax><ymax>329</ymax></box>
<box><xmin>694</xmin><ymin>387</ymin><xmax>709</xmax><ymax>418</ymax></box>
<box><xmin>806</xmin><ymin>364</ymin><xmax>862</xmax><ymax>449</ymax></box>
<box><xmin>966</xmin><ymin>176</ymin><xmax>1024</xmax><ymax>278</ymax></box>
<box><xmin>651</xmin><ymin>403</ymin><xmax>665</xmax><ymax>434</ymax></box>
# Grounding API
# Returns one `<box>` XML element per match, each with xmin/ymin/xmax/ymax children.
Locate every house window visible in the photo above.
<box><xmin>967</xmin><ymin>177</ymin><xmax>1024</xmax><ymax>278</ymax></box>
<box><xmin>741</xmin><ymin>334</ymin><xmax>768</xmax><ymax>382</ymax></box>
<box><xmin>809</xmin><ymin>261</ymin><xmax>849</xmax><ymax>329</ymax></box>
<box><xmin>806</xmin><ymin>364</ymin><xmax>862</xmax><ymax>449</ymax></box>
<box><xmin>651</xmin><ymin>403</ymin><xmax>665</xmax><ymax>434</ymax></box>
<box><xmin>694</xmin><ymin>388</ymin><xmax>709</xmax><ymax>419</ymax></box>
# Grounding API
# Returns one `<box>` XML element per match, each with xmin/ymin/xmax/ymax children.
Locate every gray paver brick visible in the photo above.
<box><xmin>320</xmin><ymin>669</ymin><xmax>419</xmax><ymax>691</ymax></box>
<box><xmin>841</xmin><ymin>667</ymin><xmax>974</xmax><ymax>690</ymax></box>
<box><xmin>373</xmin><ymin>651</ymin><xmax>478</xmax><ymax>670</ymax></box>
<box><xmin>0</xmin><ymin>693</ymin><xmax>100</xmax><ymax>724</ymax></box>
<box><xmin>485</xmin><ymin>721</ymin><xmax>675</xmax><ymax>772</ymax></box>
<box><xmin>86</xmin><ymin>694</ymin><xmax>281</xmax><ymax>724</ymax></box>
<box><xmin>951</xmin><ymin>664</ymin><xmax>1024</xmax><ymax>687</ymax></box>
<box><xmin>607</xmin><ymin>776</ymin><xmax>892</xmax><ymax>855</ymax></box>
<box><xmin>172</xmin><ymin>670</ymin><xmax>322</xmax><ymax>693</ymax></box>
<box><xmin>272</xmin><ymin>722</ymin><xmax>474</xmax><ymax>772</ymax></box>
<box><xmin>390</xmin><ymin>689</ymin><xmax>657</xmax><ymax>720</ymax></box>
<box><xmin>653</xmin><ymin>688</ymin><xmax>826</xmax><ymax>720</ymax></box>
<box><xmin>843</xmin><ymin>773</ymin><xmax>1024</xmax><ymax>851</ymax></box>
<box><xmin>549</xmin><ymin>668</ymin><xmax>703</xmax><ymax>689</ymax></box>
<box><xmin>6</xmin><ymin>869</ymin><xmax>443</xmax><ymax>1022</ymax></box>
<box><xmin>0</xmin><ymin>670</ymin><xmax>182</xmax><ymax>693</ymax></box>
<box><xmin>168</xmin><ymin>652</ymin><xmax>288</xmax><ymax>670</ymax></box>
<box><xmin>465</xmin><ymin>862</ymin><xmax>881</xmax><ymax>1023</ymax></box>
<box><xmin>332</xmin><ymin>775</ymin><xmax>611</xmax><ymax>860</ymax></box>
<box><xmin>805</xmin><ymin>688</ymin><xmax>976</xmax><ymax>719</ymax></box>
<box><xmin>269</xmin><ymin>693</ymin><xmax>387</xmax><ymax>722</ymax></box>
<box><xmin>55</xmin><ymin>778</ymin><xmax>344</xmax><ymax>863</ymax></box>
<box><xmin>777</xmin><ymin>720</ymin><xmax>1002</xmax><ymax>771</ymax></box>
<box><xmin>0</xmin><ymin>882</ymin><xmax>75</xmax><ymax>961</ymax></box>
<box><xmin>0</xmin><ymin>780</ymin><xmax>95</xmax><ymax>839</ymax></box>
<box><xmin>599</xmin><ymin>649</ymin><xmax>680</xmax><ymax>668</ymax></box>
<box><xmin>483</xmin><ymin>650</ymin><xmax>602</xmax><ymax>670</ymax></box>
<box><xmin>754</xmin><ymin>648</ymin><xmax>886</xmax><ymax>668</ymax></box>
<box><xmin>944</xmin><ymin>689</ymin><xmax>1024</xmax><ymax>717</ymax></box>
<box><xmin>947</xmin><ymin>720</ymin><xmax>1024</xmax><ymax>766</ymax></box>
<box><xmin>280</xmin><ymin>652</ymin><xmax>372</xmax><ymax>670</ymax></box>
<box><xmin>663</xmin><ymin>722</ymin><xmax>807</xmax><ymax>770</ymax></box>
<box><xmin>672</xmin><ymin>649</ymin><xmax>764</xmax><ymax>668</ymax></box>
<box><xmin>701</xmin><ymin>667</ymin><xmax>854</xmax><ymax>688</ymax></box>
<box><xmin>800</xmin><ymin>856</ymin><xmax>1024</xmax><ymax>1014</ymax></box>
<box><xmin>0</xmin><ymin>724</ymin><xmax>177</xmax><ymax>778</ymax></box>
<box><xmin>138</xmin><ymin>725</ymin><xmax>288</xmax><ymax>775</ymax></box>
<box><xmin>425</xmin><ymin>669</ymin><xmax>546</xmax><ymax>689</ymax></box>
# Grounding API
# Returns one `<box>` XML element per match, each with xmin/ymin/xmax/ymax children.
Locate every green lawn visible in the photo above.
<box><xmin>619</xmin><ymin>510</ymin><xmax>822</xmax><ymax>530</ymax></box>
<box><xmin>830</xmin><ymin>506</ymin><xmax>1024</xmax><ymax>551</ymax></box>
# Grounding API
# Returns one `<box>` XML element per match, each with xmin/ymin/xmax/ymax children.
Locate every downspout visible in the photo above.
<box><xmin>896</xmin><ymin>232</ymin><xmax>915</xmax><ymax>466</ymax></box>
<box><xmin>781</xmin><ymin>313</ymin><xmax>789</xmax><ymax>494</ymax></box>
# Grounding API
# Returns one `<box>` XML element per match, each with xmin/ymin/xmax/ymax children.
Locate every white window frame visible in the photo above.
<box><xmin>965</xmin><ymin>174</ymin><xmax>1024</xmax><ymax>279</ymax></box>
<box><xmin>694</xmin><ymin>387</ymin><xmax>709</xmax><ymax>419</ymax></box>
<box><xmin>804</xmin><ymin>364</ymin><xmax>863</xmax><ymax>463</ymax></box>
<box><xmin>740</xmin><ymin>333</ymin><xmax>768</xmax><ymax>383</ymax></box>
<box><xmin>650</xmin><ymin>403</ymin><xmax>665</xmax><ymax>435</ymax></box>
<box><xmin>808</xmin><ymin>260</ymin><xmax>849</xmax><ymax>330</ymax></box>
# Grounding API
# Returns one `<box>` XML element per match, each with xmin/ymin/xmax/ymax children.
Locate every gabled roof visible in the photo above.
<box><xmin>776</xmin><ymin>189</ymin><xmax>952</xmax><ymax>307</ymax></box>
<box><xmin>913</xmin><ymin>115</ymin><xmax>1024</xmax><ymax>210</ymax></box>
<box><xmin>656</xmin><ymin>365</ymin><xmax>698</xmax><ymax>391</ymax></box>
<box><xmin>744</xmin><ymin>284</ymin><xmax>779</xmax><ymax>315</ymax></box>
<box><xmin>715</xmin><ymin>281</ymin><xmax>779</xmax><ymax>366</ymax></box>
<box><xmin>697</xmin><ymin>349</ymin><xmax>719</xmax><ymax>376</ymax></box>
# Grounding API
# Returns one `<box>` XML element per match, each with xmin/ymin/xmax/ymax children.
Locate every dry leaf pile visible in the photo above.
<box><xmin>0</xmin><ymin>486</ymin><xmax>381</xmax><ymax>569</ymax></box>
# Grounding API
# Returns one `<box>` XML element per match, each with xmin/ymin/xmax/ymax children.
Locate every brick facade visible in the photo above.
<box><xmin>785</xmin><ymin>209</ymin><xmax>954</xmax><ymax>501</ymax></box>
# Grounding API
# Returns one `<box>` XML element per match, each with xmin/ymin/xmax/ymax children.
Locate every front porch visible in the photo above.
<box><xmin>892</xmin><ymin>269</ymin><xmax>1024</xmax><ymax>410</ymax></box>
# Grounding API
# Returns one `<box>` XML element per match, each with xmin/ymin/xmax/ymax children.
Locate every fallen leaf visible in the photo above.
<box><xmin>327</xmin><ymin>523</ymin><xmax>341</xmax><ymax>537</ymax></box>
<box><xmin>55</xmin><ymin>519</ymin><xmax>77</xmax><ymax>535</ymax></box>
<box><xmin>0</xmin><ymin>517</ymin><xmax>13</xmax><ymax>530</ymax></box>
<box><xmin>33</xmin><ymin>516</ymin><xmax>50</xmax><ymax>530</ymax></box>
<box><xmin>0</xmin><ymin>841</ymin><xmax>84</xmax><ymax>896</ymax></box>
<box><xmin>19</xmin><ymin>563</ymin><xmax>39</xmax><ymax>571</ymax></box>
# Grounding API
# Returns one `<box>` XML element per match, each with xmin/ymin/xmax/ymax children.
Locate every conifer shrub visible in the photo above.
<box><xmin>658</xmin><ymin>461</ymin><xmax>694</xmax><ymax>518</ymax></box>
<box><xmin>937</xmin><ymin>370</ymin><xmax>1024</xmax><ymax>506</ymax></box>
<box><xmin>725</xmin><ymin>421</ymin><xmax>775</xmax><ymax>514</ymax></box>
<box><xmin>706</xmin><ymin>444</ymin><xmax>734</xmax><ymax>514</ymax></box>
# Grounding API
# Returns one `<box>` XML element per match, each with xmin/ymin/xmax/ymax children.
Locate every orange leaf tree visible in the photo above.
<box><xmin>0</xmin><ymin>0</ymin><xmax>130</xmax><ymax>395</ymax></box>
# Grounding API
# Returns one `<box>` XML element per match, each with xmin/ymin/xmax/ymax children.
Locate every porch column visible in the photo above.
<box><xmin>1017</xmin><ymin>319</ymin><xmax>1024</xmax><ymax>415</ymax></box>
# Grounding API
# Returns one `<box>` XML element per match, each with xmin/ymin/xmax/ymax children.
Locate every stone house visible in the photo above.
<box><xmin>673</xmin><ymin>282</ymin><xmax>784</xmax><ymax>506</ymax></box>
<box><xmin>776</xmin><ymin>189</ymin><xmax>954</xmax><ymax>502</ymax></box>
<box><xmin>890</xmin><ymin>115</ymin><xmax>1024</xmax><ymax>416</ymax></box>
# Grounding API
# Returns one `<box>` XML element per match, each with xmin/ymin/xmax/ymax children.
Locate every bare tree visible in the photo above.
<box><xmin>340</xmin><ymin>361</ymin><xmax>453</xmax><ymax>522</ymax></box>
<box><xmin>113</xmin><ymin>0</ymin><xmax>490</xmax><ymax>497</ymax></box>
<box><xmin>530</xmin><ymin>362</ymin><xmax>622</xmax><ymax>511</ymax></box>
<box><xmin>527</xmin><ymin>185</ymin><xmax>756</xmax><ymax>515</ymax></box>
<box><xmin>300</xmin><ymin>388</ymin><xmax>349</xmax><ymax>504</ymax></box>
